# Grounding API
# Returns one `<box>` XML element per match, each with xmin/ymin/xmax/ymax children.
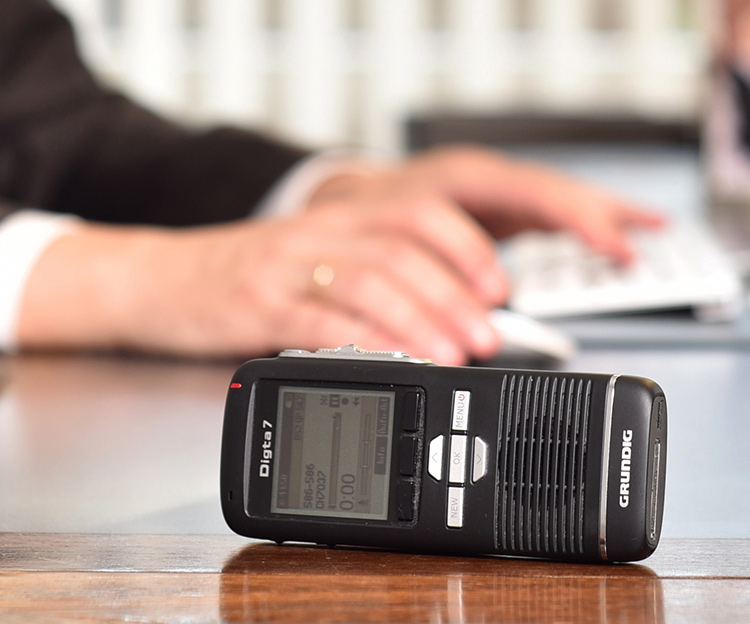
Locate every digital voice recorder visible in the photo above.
<box><xmin>220</xmin><ymin>345</ymin><xmax>667</xmax><ymax>563</ymax></box>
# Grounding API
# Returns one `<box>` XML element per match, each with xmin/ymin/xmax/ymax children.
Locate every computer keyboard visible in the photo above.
<box><xmin>503</xmin><ymin>221</ymin><xmax>745</xmax><ymax>322</ymax></box>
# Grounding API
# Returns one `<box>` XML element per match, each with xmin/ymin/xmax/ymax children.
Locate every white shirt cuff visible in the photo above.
<box><xmin>254</xmin><ymin>151</ymin><xmax>384</xmax><ymax>218</ymax></box>
<box><xmin>0</xmin><ymin>209</ymin><xmax>82</xmax><ymax>352</ymax></box>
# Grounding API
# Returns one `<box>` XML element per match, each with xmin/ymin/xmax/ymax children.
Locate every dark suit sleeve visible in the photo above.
<box><xmin>0</xmin><ymin>0</ymin><xmax>311</xmax><ymax>226</ymax></box>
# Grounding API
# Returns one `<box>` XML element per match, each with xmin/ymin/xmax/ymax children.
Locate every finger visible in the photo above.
<box><xmin>363</xmin><ymin>192</ymin><xmax>508</xmax><ymax>305</ymax></box>
<box><xmin>280</xmin><ymin>298</ymin><xmax>409</xmax><ymax>356</ymax></box>
<box><xmin>615</xmin><ymin>201</ymin><xmax>668</xmax><ymax>229</ymax></box>
<box><xmin>350</xmin><ymin>236</ymin><xmax>501</xmax><ymax>358</ymax></box>
<box><xmin>573</xmin><ymin>198</ymin><xmax>667</xmax><ymax>264</ymax></box>
<box><xmin>308</xmin><ymin>261</ymin><xmax>472</xmax><ymax>365</ymax></box>
<box><xmin>458</xmin><ymin>156</ymin><xmax>666</xmax><ymax>256</ymax></box>
<box><xmin>559</xmin><ymin>203</ymin><xmax>637</xmax><ymax>265</ymax></box>
<box><xmin>287</xmin><ymin>298</ymin><xmax>470</xmax><ymax>365</ymax></box>
<box><xmin>406</xmin><ymin>199</ymin><xmax>508</xmax><ymax>305</ymax></box>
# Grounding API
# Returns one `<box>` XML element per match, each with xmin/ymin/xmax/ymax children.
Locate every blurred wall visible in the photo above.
<box><xmin>51</xmin><ymin>0</ymin><xmax>707</xmax><ymax>154</ymax></box>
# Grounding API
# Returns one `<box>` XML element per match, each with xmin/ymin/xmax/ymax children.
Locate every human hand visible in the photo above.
<box><xmin>16</xmin><ymin>199</ymin><xmax>505</xmax><ymax>364</ymax></box>
<box><xmin>16</xmin><ymin>144</ymin><xmax>664</xmax><ymax>364</ymax></box>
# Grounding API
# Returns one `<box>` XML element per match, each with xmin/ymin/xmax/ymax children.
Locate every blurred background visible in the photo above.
<box><xmin>50</xmin><ymin>0</ymin><xmax>706</xmax><ymax>155</ymax></box>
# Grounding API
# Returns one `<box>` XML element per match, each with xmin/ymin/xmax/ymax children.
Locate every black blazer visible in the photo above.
<box><xmin>0</xmin><ymin>0</ymin><xmax>310</xmax><ymax>226</ymax></box>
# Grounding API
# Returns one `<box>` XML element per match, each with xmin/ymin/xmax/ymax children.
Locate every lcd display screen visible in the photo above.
<box><xmin>271</xmin><ymin>386</ymin><xmax>395</xmax><ymax>520</ymax></box>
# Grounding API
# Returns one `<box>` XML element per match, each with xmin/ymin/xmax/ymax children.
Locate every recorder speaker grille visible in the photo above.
<box><xmin>497</xmin><ymin>374</ymin><xmax>592</xmax><ymax>557</ymax></box>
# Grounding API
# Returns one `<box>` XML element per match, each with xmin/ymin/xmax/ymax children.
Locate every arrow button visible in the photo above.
<box><xmin>472</xmin><ymin>436</ymin><xmax>489</xmax><ymax>483</ymax></box>
<box><xmin>427</xmin><ymin>435</ymin><xmax>444</xmax><ymax>481</ymax></box>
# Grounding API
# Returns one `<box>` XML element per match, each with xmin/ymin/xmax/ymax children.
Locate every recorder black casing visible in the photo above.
<box><xmin>220</xmin><ymin>346</ymin><xmax>667</xmax><ymax>562</ymax></box>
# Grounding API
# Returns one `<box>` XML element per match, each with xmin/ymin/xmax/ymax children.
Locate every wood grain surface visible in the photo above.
<box><xmin>1</xmin><ymin>534</ymin><xmax>749</xmax><ymax>623</ymax></box>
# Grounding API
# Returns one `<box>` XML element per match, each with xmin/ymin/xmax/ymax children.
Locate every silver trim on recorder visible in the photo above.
<box><xmin>279</xmin><ymin>345</ymin><xmax>432</xmax><ymax>364</ymax></box>
<box><xmin>599</xmin><ymin>374</ymin><xmax>620</xmax><ymax>561</ymax></box>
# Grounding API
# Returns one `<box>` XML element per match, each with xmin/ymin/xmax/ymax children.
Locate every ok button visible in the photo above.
<box><xmin>448</xmin><ymin>435</ymin><xmax>467</xmax><ymax>484</ymax></box>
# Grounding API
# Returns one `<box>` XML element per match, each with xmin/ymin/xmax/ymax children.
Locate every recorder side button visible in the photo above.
<box><xmin>399</xmin><ymin>437</ymin><xmax>417</xmax><ymax>476</ymax></box>
<box><xmin>397</xmin><ymin>481</ymin><xmax>415</xmax><ymax>521</ymax></box>
<box><xmin>451</xmin><ymin>391</ymin><xmax>471</xmax><ymax>431</ymax></box>
<box><xmin>447</xmin><ymin>487</ymin><xmax>464</xmax><ymax>528</ymax></box>
<box><xmin>428</xmin><ymin>435</ymin><xmax>444</xmax><ymax>481</ymax></box>
<box><xmin>401</xmin><ymin>392</ymin><xmax>420</xmax><ymax>431</ymax></box>
<box><xmin>471</xmin><ymin>436</ymin><xmax>489</xmax><ymax>483</ymax></box>
<box><xmin>449</xmin><ymin>435</ymin><xmax>468</xmax><ymax>484</ymax></box>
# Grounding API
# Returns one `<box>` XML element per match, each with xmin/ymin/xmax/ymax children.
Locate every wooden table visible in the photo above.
<box><xmin>1</xmin><ymin>353</ymin><xmax>750</xmax><ymax>622</ymax></box>
<box><xmin>1</xmin><ymin>534</ymin><xmax>749</xmax><ymax>622</ymax></box>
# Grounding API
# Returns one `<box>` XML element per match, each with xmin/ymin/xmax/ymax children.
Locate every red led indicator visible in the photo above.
<box><xmin>230</xmin><ymin>382</ymin><xmax>242</xmax><ymax>389</ymax></box>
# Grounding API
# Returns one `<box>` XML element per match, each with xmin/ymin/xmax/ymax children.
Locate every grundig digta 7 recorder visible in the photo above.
<box><xmin>220</xmin><ymin>345</ymin><xmax>667</xmax><ymax>563</ymax></box>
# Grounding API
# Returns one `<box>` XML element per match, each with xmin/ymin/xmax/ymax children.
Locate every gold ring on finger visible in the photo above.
<box><xmin>311</xmin><ymin>263</ymin><xmax>336</xmax><ymax>291</ymax></box>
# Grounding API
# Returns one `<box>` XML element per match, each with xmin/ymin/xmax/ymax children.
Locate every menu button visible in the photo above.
<box><xmin>451</xmin><ymin>391</ymin><xmax>471</xmax><ymax>431</ymax></box>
